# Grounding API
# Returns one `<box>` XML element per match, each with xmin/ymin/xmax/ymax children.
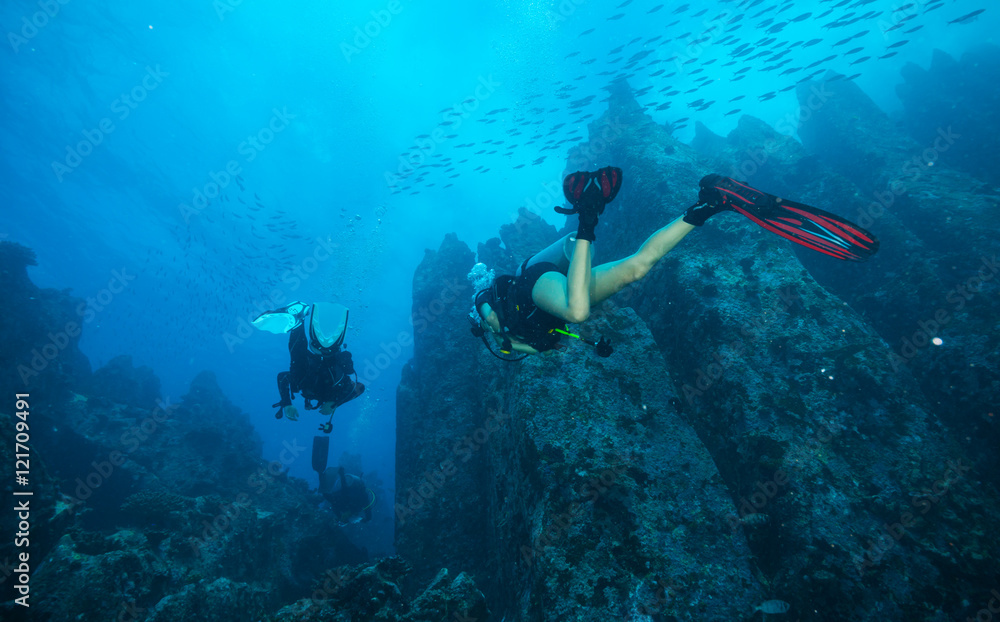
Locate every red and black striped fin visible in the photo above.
<box><xmin>595</xmin><ymin>166</ymin><xmax>622</xmax><ymax>202</ymax></box>
<box><xmin>562</xmin><ymin>171</ymin><xmax>591</xmax><ymax>207</ymax></box>
<box><xmin>732</xmin><ymin>196</ymin><xmax>879</xmax><ymax>261</ymax></box>
<box><xmin>706</xmin><ymin>177</ymin><xmax>879</xmax><ymax>262</ymax></box>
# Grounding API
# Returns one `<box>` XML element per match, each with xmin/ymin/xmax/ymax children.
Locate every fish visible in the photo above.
<box><xmin>886</xmin><ymin>39</ymin><xmax>909</xmax><ymax>49</ymax></box>
<box><xmin>724</xmin><ymin>109</ymin><xmax>741</xmax><ymax>116</ymax></box>
<box><xmin>754</xmin><ymin>600</ymin><xmax>790</xmax><ymax>615</ymax></box>
<box><xmin>564</xmin><ymin>51</ymin><xmax>580</xmax><ymax>59</ymax></box>
<box><xmin>579</xmin><ymin>28</ymin><xmax>595</xmax><ymax>35</ymax></box>
<box><xmin>648</xmin><ymin>5</ymin><xmax>663</xmax><ymax>14</ymax></box>
<box><xmin>607</xmin><ymin>14</ymin><xmax>625</xmax><ymax>21</ymax></box>
<box><xmin>616</xmin><ymin>0</ymin><xmax>633</xmax><ymax>6</ymax></box>
<box><xmin>879</xmin><ymin>52</ymin><xmax>898</xmax><ymax>59</ymax></box>
<box><xmin>948</xmin><ymin>9</ymin><xmax>985</xmax><ymax>24</ymax></box>
<box><xmin>849</xmin><ymin>56</ymin><xmax>871</xmax><ymax>65</ymax></box>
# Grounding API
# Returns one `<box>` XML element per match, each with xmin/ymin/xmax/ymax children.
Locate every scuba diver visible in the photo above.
<box><xmin>470</xmin><ymin>168</ymin><xmax>879</xmax><ymax>359</ymax></box>
<box><xmin>319</xmin><ymin>466</ymin><xmax>375</xmax><ymax>525</ymax></box>
<box><xmin>252</xmin><ymin>301</ymin><xmax>365</xmax><ymax>433</ymax></box>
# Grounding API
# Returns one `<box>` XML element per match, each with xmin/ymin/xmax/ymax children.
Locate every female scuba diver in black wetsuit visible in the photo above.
<box><xmin>471</xmin><ymin>166</ymin><xmax>700</xmax><ymax>357</ymax></box>
<box><xmin>471</xmin><ymin>167</ymin><xmax>880</xmax><ymax>358</ymax></box>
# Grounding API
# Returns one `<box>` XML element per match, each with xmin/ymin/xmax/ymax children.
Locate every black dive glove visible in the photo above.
<box><xmin>683</xmin><ymin>174</ymin><xmax>735</xmax><ymax>226</ymax></box>
<box><xmin>595</xmin><ymin>336</ymin><xmax>613</xmax><ymax>357</ymax></box>
<box><xmin>557</xmin><ymin>167</ymin><xmax>623</xmax><ymax>242</ymax></box>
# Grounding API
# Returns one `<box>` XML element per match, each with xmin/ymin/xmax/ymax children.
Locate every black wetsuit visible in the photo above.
<box><xmin>323</xmin><ymin>470</ymin><xmax>372</xmax><ymax>523</ymax></box>
<box><xmin>499</xmin><ymin>259</ymin><xmax>568</xmax><ymax>353</ymax></box>
<box><xmin>276</xmin><ymin>325</ymin><xmax>357</xmax><ymax>409</ymax></box>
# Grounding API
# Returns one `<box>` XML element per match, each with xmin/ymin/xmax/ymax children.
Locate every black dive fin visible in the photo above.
<box><xmin>312</xmin><ymin>436</ymin><xmax>330</xmax><ymax>475</ymax></box>
<box><xmin>701</xmin><ymin>175</ymin><xmax>880</xmax><ymax>261</ymax></box>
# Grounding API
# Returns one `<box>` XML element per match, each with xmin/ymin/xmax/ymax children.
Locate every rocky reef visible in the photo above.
<box><xmin>0</xmin><ymin>245</ymin><xmax>487</xmax><ymax>621</ymax></box>
<box><xmin>394</xmin><ymin>77</ymin><xmax>1000</xmax><ymax>620</ymax></box>
<box><xmin>896</xmin><ymin>45</ymin><xmax>1000</xmax><ymax>187</ymax></box>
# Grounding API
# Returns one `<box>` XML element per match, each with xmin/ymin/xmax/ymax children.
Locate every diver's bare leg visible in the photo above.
<box><xmin>524</xmin><ymin>232</ymin><xmax>575</xmax><ymax>273</ymax></box>
<box><xmin>589</xmin><ymin>216</ymin><xmax>695</xmax><ymax>304</ymax></box>
<box><xmin>530</xmin><ymin>237</ymin><xmax>593</xmax><ymax>323</ymax></box>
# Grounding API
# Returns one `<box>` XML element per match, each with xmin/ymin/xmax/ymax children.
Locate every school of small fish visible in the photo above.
<box><xmin>384</xmin><ymin>0</ymin><xmax>986</xmax><ymax>198</ymax></box>
<box><xmin>129</xmin><ymin>0</ymin><xmax>987</xmax><ymax>347</ymax></box>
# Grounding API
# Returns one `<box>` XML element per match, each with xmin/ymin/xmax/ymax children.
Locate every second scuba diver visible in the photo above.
<box><xmin>253</xmin><ymin>301</ymin><xmax>366</xmax><ymax>433</ymax></box>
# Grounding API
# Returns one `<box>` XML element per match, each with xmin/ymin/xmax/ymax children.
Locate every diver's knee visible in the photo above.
<box><xmin>565</xmin><ymin>307</ymin><xmax>590</xmax><ymax>324</ymax></box>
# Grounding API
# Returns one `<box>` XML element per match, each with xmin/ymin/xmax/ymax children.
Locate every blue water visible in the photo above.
<box><xmin>2</xmin><ymin>0</ymin><xmax>996</xmax><ymax>560</ymax></box>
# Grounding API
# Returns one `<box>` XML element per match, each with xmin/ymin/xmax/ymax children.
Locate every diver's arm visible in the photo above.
<box><xmin>490</xmin><ymin>331</ymin><xmax>540</xmax><ymax>355</ymax></box>
<box><xmin>479</xmin><ymin>305</ymin><xmax>540</xmax><ymax>354</ymax></box>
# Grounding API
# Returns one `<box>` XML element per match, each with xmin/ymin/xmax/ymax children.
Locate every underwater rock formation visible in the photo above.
<box><xmin>394</xmin><ymin>232</ymin><xmax>494</xmax><ymax>591</ymax></box>
<box><xmin>795</xmin><ymin>74</ymin><xmax>1000</xmax><ymax>269</ymax></box>
<box><xmin>0</xmin><ymin>240</ymin><xmax>91</xmax><ymax>405</ymax></box>
<box><xmin>88</xmin><ymin>354</ymin><xmax>162</xmax><ymax>410</ymax></box>
<box><xmin>482</xmin><ymin>305</ymin><xmax>763</xmax><ymax>619</ymax></box>
<box><xmin>897</xmin><ymin>45</ymin><xmax>1000</xmax><ymax>186</ymax></box>
<box><xmin>791</xmin><ymin>74</ymin><xmax>1000</xmax><ymax>472</ymax></box>
<box><xmin>394</xmin><ymin>82</ymin><xmax>1000</xmax><ymax>620</ymax></box>
<box><xmin>579</xmin><ymin>81</ymin><xmax>1000</xmax><ymax>620</ymax></box>
<box><xmin>395</xmin><ymin>221</ymin><xmax>765</xmax><ymax>618</ymax></box>
<box><xmin>0</xmin><ymin>244</ymin><xmax>486</xmax><ymax>621</ymax></box>
<box><xmin>272</xmin><ymin>557</ymin><xmax>489</xmax><ymax>621</ymax></box>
